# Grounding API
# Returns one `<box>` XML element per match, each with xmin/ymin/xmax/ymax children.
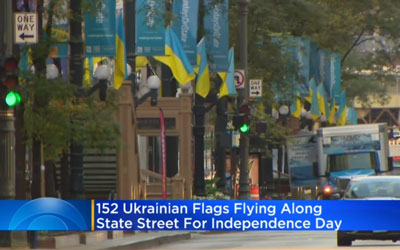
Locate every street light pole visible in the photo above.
<box><xmin>193</xmin><ymin>94</ymin><xmax>206</xmax><ymax>196</ymax></box>
<box><xmin>237</xmin><ymin>0</ymin><xmax>250</xmax><ymax>200</ymax></box>
<box><xmin>69</xmin><ymin>0</ymin><xmax>85</xmax><ymax>199</ymax></box>
<box><xmin>124</xmin><ymin>0</ymin><xmax>136</xmax><ymax>97</ymax></box>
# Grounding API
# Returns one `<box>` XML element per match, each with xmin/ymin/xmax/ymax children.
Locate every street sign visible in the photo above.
<box><xmin>14</xmin><ymin>13</ymin><xmax>38</xmax><ymax>44</ymax></box>
<box><xmin>234</xmin><ymin>69</ymin><xmax>245</xmax><ymax>89</ymax></box>
<box><xmin>249</xmin><ymin>79</ymin><xmax>262</xmax><ymax>98</ymax></box>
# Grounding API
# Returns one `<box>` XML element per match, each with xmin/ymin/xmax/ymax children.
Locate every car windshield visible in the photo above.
<box><xmin>344</xmin><ymin>178</ymin><xmax>400</xmax><ymax>198</ymax></box>
<box><xmin>328</xmin><ymin>152</ymin><xmax>377</xmax><ymax>172</ymax></box>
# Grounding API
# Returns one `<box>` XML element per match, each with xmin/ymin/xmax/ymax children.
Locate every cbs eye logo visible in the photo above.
<box><xmin>9</xmin><ymin>198</ymin><xmax>88</xmax><ymax>230</ymax></box>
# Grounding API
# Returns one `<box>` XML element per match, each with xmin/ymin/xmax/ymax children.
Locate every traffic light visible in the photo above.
<box><xmin>1</xmin><ymin>57</ymin><xmax>21</xmax><ymax>108</ymax></box>
<box><xmin>232</xmin><ymin>104</ymin><xmax>250</xmax><ymax>134</ymax></box>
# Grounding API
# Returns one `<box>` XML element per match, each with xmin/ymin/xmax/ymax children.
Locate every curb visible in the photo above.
<box><xmin>103</xmin><ymin>232</ymin><xmax>192</xmax><ymax>249</ymax></box>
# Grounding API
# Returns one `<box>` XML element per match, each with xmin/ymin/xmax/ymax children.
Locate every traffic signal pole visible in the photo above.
<box><xmin>237</xmin><ymin>0</ymin><xmax>250</xmax><ymax>200</ymax></box>
<box><xmin>0</xmin><ymin>110</ymin><xmax>15</xmax><ymax>200</ymax></box>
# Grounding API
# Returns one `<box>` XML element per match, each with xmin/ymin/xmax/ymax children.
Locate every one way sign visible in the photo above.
<box><xmin>249</xmin><ymin>79</ymin><xmax>262</xmax><ymax>98</ymax></box>
<box><xmin>15</xmin><ymin>13</ymin><xmax>38</xmax><ymax>44</ymax></box>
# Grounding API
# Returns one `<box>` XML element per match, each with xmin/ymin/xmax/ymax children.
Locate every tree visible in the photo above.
<box><xmin>17</xmin><ymin>0</ymin><xmax>119</xmax><ymax>198</ymax></box>
<box><xmin>228</xmin><ymin>0</ymin><xmax>400</xmax><ymax>129</ymax></box>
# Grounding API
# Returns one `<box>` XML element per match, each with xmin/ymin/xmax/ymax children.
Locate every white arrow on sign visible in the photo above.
<box><xmin>249</xmin><ymin>79</ymin><xmax>262</xmax><ymax>98</ymax></box>
<box><xmin>15</xmin><ymin>12</ymin><xmax>38</xmax><ymax>44</ymax></box>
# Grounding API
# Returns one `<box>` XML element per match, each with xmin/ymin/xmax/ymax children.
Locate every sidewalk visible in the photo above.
<box><xmin>39</xmin><ymin>231</ymin><xmax>191</xmax><ymax>250</ymax></box>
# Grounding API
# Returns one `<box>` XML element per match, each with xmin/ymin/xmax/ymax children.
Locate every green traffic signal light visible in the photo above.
<box><xmin>240</xmin><ymin>123</ymin><xmax>250</xmax><ymax>133</ymax></box>
<box><xmin>5</xmin><ymin>91</ymin><xmax>21</xmax><ymax>107</ymax></box>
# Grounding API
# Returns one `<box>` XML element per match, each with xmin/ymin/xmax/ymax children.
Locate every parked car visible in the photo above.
<box><xmin>337</xmin><ymin>176</ymin><xmax>400</xmax><ymax>246</ymax></box>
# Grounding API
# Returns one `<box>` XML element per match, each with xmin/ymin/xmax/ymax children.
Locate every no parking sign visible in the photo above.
<box><xmin>234</xmin><ymin>69</ymin><xmax>245</xmax><ymax>89</ymax></box>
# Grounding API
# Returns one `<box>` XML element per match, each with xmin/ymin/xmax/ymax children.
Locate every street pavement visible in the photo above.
<box><xmin>143</xmin><ymin>231</ymin><xmax>400</xmax><ymax>250</ymax></box>
<box><xmin>3</xmin><ymin>231</ymin><xmax>400</xmax><ymax>249</ymax></box>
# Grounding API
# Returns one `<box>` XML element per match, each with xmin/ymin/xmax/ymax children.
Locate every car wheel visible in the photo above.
<box><xmin>337</xmin><ymin>231</ymin><xmax>352</xmax><ymax>247</ymax></box>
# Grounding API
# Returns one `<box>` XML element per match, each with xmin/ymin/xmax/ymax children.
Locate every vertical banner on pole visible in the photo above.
<box><xmin>44</xmin><ymin>0</ymin><xmax>68</xmax><ymax>58</ymax></box>
<box><xmin>309</xmin><ymin>41</ymin><xmax>320</xmax><ymax>85</ymax></box>
<box><xmin>295</xmin><ymin>37</ymin><xmax>311</xmax><ymax>97</ymax></box>
<box><xmin>172</xmin><ymin>0</ymin><xmax>199</xmax><ymax>66</ymax></box>
<box><xmin>318</xmin><ymin>48</ymin><xmax>332</xmax><ymax>98</ymax></box>
<box><xmin>203</xmin><ymin>0</ymin><xmax>229</xmax><ymax>72</ymax></box>
<box><xmin>136</xmin><ymin>0</ymin><xmax>165</xmax><ymax>56</ymax></box>
<box><xmin>331</xmin><ymin>52</ymin><xmax>341</xmax><ymax>104</ymax></box>
<box><xmin>84</xmin><ymin>0</ymin><xmax>116</xmax><ymax>57</ymax></box>
<box><xmin>159</xmin><ymin>108</ymin><xmax>167</xmax><ymax>200</ymax></box>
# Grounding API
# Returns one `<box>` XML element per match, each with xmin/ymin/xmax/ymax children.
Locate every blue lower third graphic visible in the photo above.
<box><xmin>93</xmin><ymin>200</ymin><xmax>400</xmax><ymax>231</ymax></box>
<box><xmin>0</xmin><ymin>198</ymin><xmax>91</xmax><ymax>230</ymax></box>
<box><xmin>1</xmin><ymin>199</ymin><xmax>400</xmax><ymax>231</ymax></box>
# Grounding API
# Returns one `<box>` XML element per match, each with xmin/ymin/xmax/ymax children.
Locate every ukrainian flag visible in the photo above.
<box><xmin>195</xmin><ymin>38</ymin><xmax>210</xmax><ymax>98</ymax></box>
<box><xmin>317</xmin><ymin>84</ymin><xmax>327</xmax><ymax>117</ymax></box>
<box><xmin>309</xmin><ymin>78</ymin><xmax>320</xmax><ymax>121</ymax></box>
<box><xmin>154</xmin><ymin>28</ymin><xmax>195</xmax><ymax>85</ymax></box>
<box><xmin>136</xmin><ymin>56</ymin><xmax>149</xmax><ymax>71</ymax></box>
<box><xmin>336</xmin><ymin>90</ymin><xmax>347</xmax><ymax>125</ymax></box>
<box><xmin>290</xmin><ymin>91</ymin><xmax>302</xmax><ymax>118</ymax></box>
<box><xmin>114</xmin><ymin>11</ymin><xmax>128</xmax><ymax>89</ymax></box>
<box><xmin>328</xmin><ymin>98</ymin><xmax>336</xmax><ymax>124</ymax></box>
<box><xmin>218</xmin><ymin>48</ymin><xmax>237</xmax><ymax>98</ymax></box>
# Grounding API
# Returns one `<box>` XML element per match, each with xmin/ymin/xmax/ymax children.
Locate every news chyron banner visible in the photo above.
<box><xmin>1</xmin><ymin>199</ymin><xmax>400</xmax><ymax>231</ymax></box>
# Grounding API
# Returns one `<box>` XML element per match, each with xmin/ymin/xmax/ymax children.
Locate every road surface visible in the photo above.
<box><xmin>146</xmin><ymin>231</ymin><xmax>400</xmax><ymax>249</ymax></box>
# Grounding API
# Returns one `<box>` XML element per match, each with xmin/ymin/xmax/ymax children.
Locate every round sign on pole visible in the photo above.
<box><xmin>234</xmin><ymin>69</ymin><xmax>245</xmax><ymax>89</ymax></box>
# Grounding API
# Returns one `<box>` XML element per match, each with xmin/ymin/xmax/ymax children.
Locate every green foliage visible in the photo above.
<box><xmin>16</xmin><ymin>0</ymin><xmax>120</xmax><ymax>162</ymax></box>
<box><xmin>19</xmin><ymin>73</ymin><xmax>119</xmax><ymax>161</ymax></box>
<box><xmin>193</xmin><ymin>177</ymin><xmax>230</xmax><ymax>200</ymax></box>
<box><xmin>227</xmin><ymin>0</ymin><xmax>400</xmax><ymax>136</ymax></box>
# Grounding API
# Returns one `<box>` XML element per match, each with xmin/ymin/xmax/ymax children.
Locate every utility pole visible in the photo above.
<box><xmin>69</xmin><ymin>0</ymin><xmax>85</xmax><ymax>199</ymax></box>
<box><xmin>237</xmin><ymin>0</ymin><xmax>250</xmax><ymax>200</ymax></box>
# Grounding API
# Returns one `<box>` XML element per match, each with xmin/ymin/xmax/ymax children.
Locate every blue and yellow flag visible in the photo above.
<box><xmin>309</xmin><ymin>78</ymin><xmax>320</xmax><ymax>121</ymax></box>
<box><xmin>336</xmin><ymin>90</ymin><xmax>347</xmax><ymax>125</ymax></box>
<box><xmin>136</xmin><ymin>56</ymin><xmax>148</xmax><ymax>71</ymax></box>
<box><xmin>290</xmin><ymin>91</ymin><xmax>302</xmax><ymax>118</ymax></box>
<box><xmin>84</xmin><ymin>57</ymin><xmax>103</xmax><ymax>86</ymax></box>
<box><xmin>218</xmin><ymin>48</ymin><xmax>237</xmax><ymax>98</ymax></box>
<box><xmin>328</xmin><ymin>98</ymin><xmax>336</xmax><ymax>124</ymax></box>
<box><xmin>195</xmin><ymin>38</ymin><xmax>210</xmax><ymax>98</ymax></box>
<box><xmin>114</xmin><ymin>12</ymin><xmax>127</xmax><ymax>89</ymax></box>
<box><xmin>317</xmin><ymin>84</ymin><xmax>327</xmax><ymax>117</ymax></box>
<box><xmin>154</xmin><ymin>28</ymin><xmax>196</xmax><ymax>85</ymax></box>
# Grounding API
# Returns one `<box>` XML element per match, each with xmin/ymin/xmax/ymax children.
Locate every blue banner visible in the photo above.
<box><xmin>295</xmin><ymin>37</ymin><xmax>311</xmax><ymax>97</ymax></box>
<box><xmin>172</xmin><ymin>0</ymin><xmax>199</xmax><ymax>66</ymax></box>
<box><xmin>309</xmin><ymin>41</ymin><xmax>320</xmax><ymax>85</ymax></box>
<box><xmin>4</xmin><ymin>199</ymin><xmax>400</xmax><ymax>231</ymax></box>
<box><xmin>84</xmin><ymin>0</ymin><xmax>116</xmax><ymax>57</ymax></box>
<box><xmin>203</xmin><ymin>0</ymin><xmax>229</xmax><ymax>72</ymax></box>
<box><xmin>136</xmin><ymin>0</ymin><xmax>165</xmax><ymax>56</ymax></box>
<box><xmin>331</xmin><ymin>52</ymin><xmax>342</xmax><ymax>103</ymax></box>
<box><xmin>50</xmin><ymin>23</ymin><xmax>69</xmax><ymax>58</ymax></box>
<box><xmin>318</xmin><ymin>48</ymin><xmax>331</xmax><ymax>98</ymax></box>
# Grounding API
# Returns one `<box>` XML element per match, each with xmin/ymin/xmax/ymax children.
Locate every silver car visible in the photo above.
<box><xmin>337</xmin><ymin>176</ymin><xmax>400</xmax><ymax>246</ymax></box>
